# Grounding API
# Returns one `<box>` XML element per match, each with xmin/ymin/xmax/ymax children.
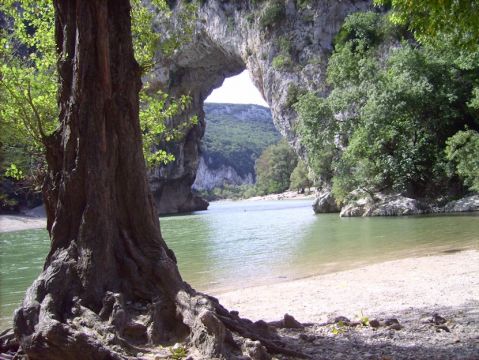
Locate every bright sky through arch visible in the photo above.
<box><xmin>205</xmin><ymin>70</ymin><xmax>269</xmax><ymax>107</ymax></box>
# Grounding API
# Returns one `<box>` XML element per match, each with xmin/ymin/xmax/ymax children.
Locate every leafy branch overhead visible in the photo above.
<box><xmin>131</xmin><ymin>0</ymin><xmax>198</xmax><ymax>71</ymax></box>
<box><xmin>0</xmin><ymin>0</ymin><xmax>200</xmax><ymax>202</ymax></box>
<box><xmin>374</xmin><ymin>0</ymin><xmax>479</xmax><ymax>48</ymax></box>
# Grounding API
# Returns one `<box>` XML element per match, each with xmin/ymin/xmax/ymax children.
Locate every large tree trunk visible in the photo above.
<box><xmin>11</xmin><ymin>1</ymin><xmax>307</xmax><ymax>359</ymax></box>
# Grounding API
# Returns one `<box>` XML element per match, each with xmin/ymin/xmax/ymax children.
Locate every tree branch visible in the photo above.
<box><xmin>26</xmin><ymin>81</ymin><xmax>47</xmax><ymax>141</ymax></box>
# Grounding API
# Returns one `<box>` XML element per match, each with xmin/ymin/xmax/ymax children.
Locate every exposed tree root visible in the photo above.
<box><xmin>8</xmin><ymin>283</ymin><xmax>309</xmax><ymax>359</ymax></box>
<box><xmin>7</xmin><ymin>245</ymin><xmax>308</xmax><ymax>359</ymax></box>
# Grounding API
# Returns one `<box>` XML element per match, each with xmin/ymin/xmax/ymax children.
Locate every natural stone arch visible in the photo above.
<box><xmin>149</xmin><ymin>0</ymin><xmax>370</xmax><ymax>214</ymax></box>
<box><xmin>148</xmin><ymin>35</ymin><xmax>246</xmax><ymax>214</ymax></box>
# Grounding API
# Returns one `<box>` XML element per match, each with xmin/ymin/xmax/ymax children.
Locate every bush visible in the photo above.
<box><xmin>278</xmin><ymin>35</ymin><xmax>292</xmax><ymax>53</ymax></box>
<box><xmin>445</xmin><ymin>130</ymin><xmax>479</xmax><ymax>192</ymax></box>
<box><xmin>296</xmin><ymin>0</ymin><xmax>312</xmax><ymax>10</ymax></box>
<box><xmin>285</xmin><ymin>84</ymin><xmax>306</xmax><ymax>108</ymax></box>
<box><xmin>290</xmin><ymin>160</ymin><xmax>312</xmax><ymax>193</ymax></box>
<box><xmin>272</xmin><ymin>54</ymin><xmax>292</xmax><ymax>70</ymax></box>
<box><xmin>333</xmin><ymin>11</ymin><xmax>384</xmax><ymax>49</ymax></box>
<box><xmin>259</xmin><ymin>0</ymin><xmax>285</xmax><ymax>29</ymax></box>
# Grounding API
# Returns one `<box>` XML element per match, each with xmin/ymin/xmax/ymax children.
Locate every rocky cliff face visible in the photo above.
<box><xmin>148</xmin><ymin>0</ymin><xmax>371</xmax><ymax>214</ymax></box>
<box><xmin>192</xmin><ymin>103</ymin><xmax>279</xmax><ymax>191</ymax></box>
<box><xmin>193</xmin><ymin>156</ymin><xmax>254</xmax><ymax>191</ymax></box>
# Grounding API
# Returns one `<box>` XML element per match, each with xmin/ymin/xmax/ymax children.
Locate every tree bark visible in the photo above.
<box><xmin>12</xmin><ymin>1</ymin><xmax>307</xmax><ymax>359</ymax></box>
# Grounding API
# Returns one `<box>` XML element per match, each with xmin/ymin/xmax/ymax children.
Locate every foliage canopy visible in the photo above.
<box><xmin>255</xmin><ymin>139</ymin><xmax>298</xmax><ymax>195</ymax></box>
<box><xmin>374</xmin><ymin>0</ymin><xmax>479</xmax><ymax>48</ymax></box>
<box><xmin>0</xmin><ymin>0</ymin><xmax>198</xmax><ymax>209</ymax></box>
<box><xmin>445</xmin><ymin>130</ymin><xmax>479</xmax><ymax>193</ymax></box>
<box><xmin>296</xmin><ymin>10</ymin><xmax>479</xmax><ymax>203</ymax></box>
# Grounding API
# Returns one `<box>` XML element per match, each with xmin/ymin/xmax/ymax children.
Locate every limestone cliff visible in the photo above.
<box><xmin>148</xmin><ymin>0</ymin><xmax>371</xmax><ymax>214</ymax></box>
<box><xmin>192</xmin><ymin>103</ymin><xmax>279</xmax><ymax>191</ymax></box>
<box><xmin>193</xmin><ymin>156</ymin><xmax>254</xmax><ymax>191</ymax></box>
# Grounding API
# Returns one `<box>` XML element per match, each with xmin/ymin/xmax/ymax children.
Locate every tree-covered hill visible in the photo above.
<box><xmin>194</xmin><ymin>103</ymin><xmax>281</xmax><ymax>190</ymax></box>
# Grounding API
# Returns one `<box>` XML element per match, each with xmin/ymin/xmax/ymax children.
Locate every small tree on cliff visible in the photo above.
<box><xmin>11</xmin><ymin>1</ymin><xmax>304</xmax><ymax>359</ymax></box>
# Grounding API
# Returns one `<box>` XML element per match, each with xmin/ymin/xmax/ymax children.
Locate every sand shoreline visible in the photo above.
<box><xmin>0</xmin><ymin>214</ymin><xmax>47</xmax><ymax>233</ymax></box>
<box><xmin>245</xmin><ymin>189</ymin><xmax>316</xmax><ymax>202</ymax></box>
<box><xmin>214</xmin><ymin>249</ymin><xmax>479</xmax><ymax>324</ymax></box>
<box><xmin>211</xmin><ymin>250</ymin><xmax>479</xmax><ymax>359</ymax></box>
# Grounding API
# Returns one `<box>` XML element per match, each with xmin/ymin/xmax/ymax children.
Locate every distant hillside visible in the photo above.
<box><xmin>193</xmin><ymin>103</ymin><xmax>281</xmax><ymax>191</ymax></box>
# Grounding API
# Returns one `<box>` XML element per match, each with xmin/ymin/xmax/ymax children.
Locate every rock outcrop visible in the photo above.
<box><xmin>339</xmin><ymin>193</ymin><xmax>479</xmax><ymax>217</ymax></box>
<box><xmin>443</xmin><ymin>195</ymin><xmax>479</xmax><ymax>213</ymax></box>
<box><xmin>312</xmin><ymin>188</ymin><xmax>339</xmax><ymax>213</ymax></box>
<box><xmin>149</xmin><ymin>0</ymin><xmax>371</xmax><ymax>213</ymax></box>
<box><xmin>340</xmin><ymin>194</ymin><xmax>430</xmax><ymax>217</ymax></box>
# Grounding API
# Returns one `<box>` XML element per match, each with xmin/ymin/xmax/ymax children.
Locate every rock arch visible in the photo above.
<box><xmin>149</xmin><ymin>0</ymin><xmax>370</xmax><ymax>214</ymax></box>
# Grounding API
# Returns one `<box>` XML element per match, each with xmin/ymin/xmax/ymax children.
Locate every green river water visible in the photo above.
<box><xmin>1</xmin><ymin>199</ymin><xmax>478</xmax><ymax>329</ymax></box>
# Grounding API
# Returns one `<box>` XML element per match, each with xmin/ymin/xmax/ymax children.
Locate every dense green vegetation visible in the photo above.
<box><xmin>290</xmin><ymin>160</ymin><xmax>313</xmax><ymax>193</ymax></box>
<box><xmin>255</xmin><ymin>139</ymin><xmax>298</xmax><ymax>195</ymax></box>
<box><xmin>295</xmin><ymin>11</ymin><xmax>479</xmax><ymax>203</ymax></box>
<box><xmin>374</xmin><ymin>0</ymin><xmax>479</xmax><ymax>48</ymax></box>
<box><xmin>0</xmin><ymin>0</ymin><xmax>197</xmax><ymax>211</ymax></box>
<box><xmin>202</xmin><ymin>103</ymin><xmax>281</xmax><ymax>178</ymax></box>
<box><xmin>445</xmin><ymin>130</ymin><xmax>479</xmax><ymax>193</ymax></box>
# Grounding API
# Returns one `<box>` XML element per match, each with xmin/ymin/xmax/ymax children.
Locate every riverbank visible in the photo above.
<box><xmin>0</xmin><ymin>215</ymin><xmax>46</xmax><ymax>233</ymax></box>
<box><xmin>214</xmin><ymin>249</ymin><xmax>479</xmax><ymax>359</ymax></box>
<box><xmin>215</xmin><ymin>249</ymin><xmax>479</xmax><ymax>323</ymax></box>
<box><xmin>246</xmin><ymin>190</ymin><xmax>316</xmax><ymax>201</ymax></box>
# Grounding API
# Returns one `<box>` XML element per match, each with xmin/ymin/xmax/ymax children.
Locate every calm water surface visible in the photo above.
<box><xmin>1</xmin><ymin>199</ymin><xmax>478</xmax><ymax>329</ymax></box>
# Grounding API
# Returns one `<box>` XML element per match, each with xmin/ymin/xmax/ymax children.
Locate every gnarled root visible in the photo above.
<box><xmin>11</xmin><ymin>283</ymin><xmax>309</xmax><ymax>359</ymax></box>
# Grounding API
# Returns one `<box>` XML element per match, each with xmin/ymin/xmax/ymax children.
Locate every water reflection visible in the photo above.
<box><xmin>290</xmin><ymin>213</ymin><xmax>479</xmax><ymax>277</ymax></box>
<box><xmin>163</xmin><ymin>200</ymin><xmax>317</xmax><ymax>291</ymax></box>
<box><xmin>0</xmin><ymin>229</ymin><xmax>50</xmax><ymax>329</ymax></box>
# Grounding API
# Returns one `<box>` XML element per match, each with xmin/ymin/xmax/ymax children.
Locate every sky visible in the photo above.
<box><xmin>205</xmin><ymin>70</ymin><xmax>269</xmax><ymax>107</ymax></box>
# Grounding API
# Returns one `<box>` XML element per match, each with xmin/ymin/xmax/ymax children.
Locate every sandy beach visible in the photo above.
<box><xmin>0</xmin><ymin>215</ymin><xmax>47</xmax><ymax>233</ymax></box>
<box><xmin>213</xmin><ymin>250</ymin><xmax>479</xmax><ymax>359</ymax></box>
<box><xmin>215</xmin><ymin>250</ymin><xmax>479</xmax><ymax>323</ymax></box>
<box><xmin>245</xmin><ymin>190</ymin><xmax>316</xmax><ymax>201</ymax></box>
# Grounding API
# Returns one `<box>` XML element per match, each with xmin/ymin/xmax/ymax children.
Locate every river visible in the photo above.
<box><xmin>1</xmin><ymin>199</ymin><xmax>478</xmax><ymax>329</ymax></box>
